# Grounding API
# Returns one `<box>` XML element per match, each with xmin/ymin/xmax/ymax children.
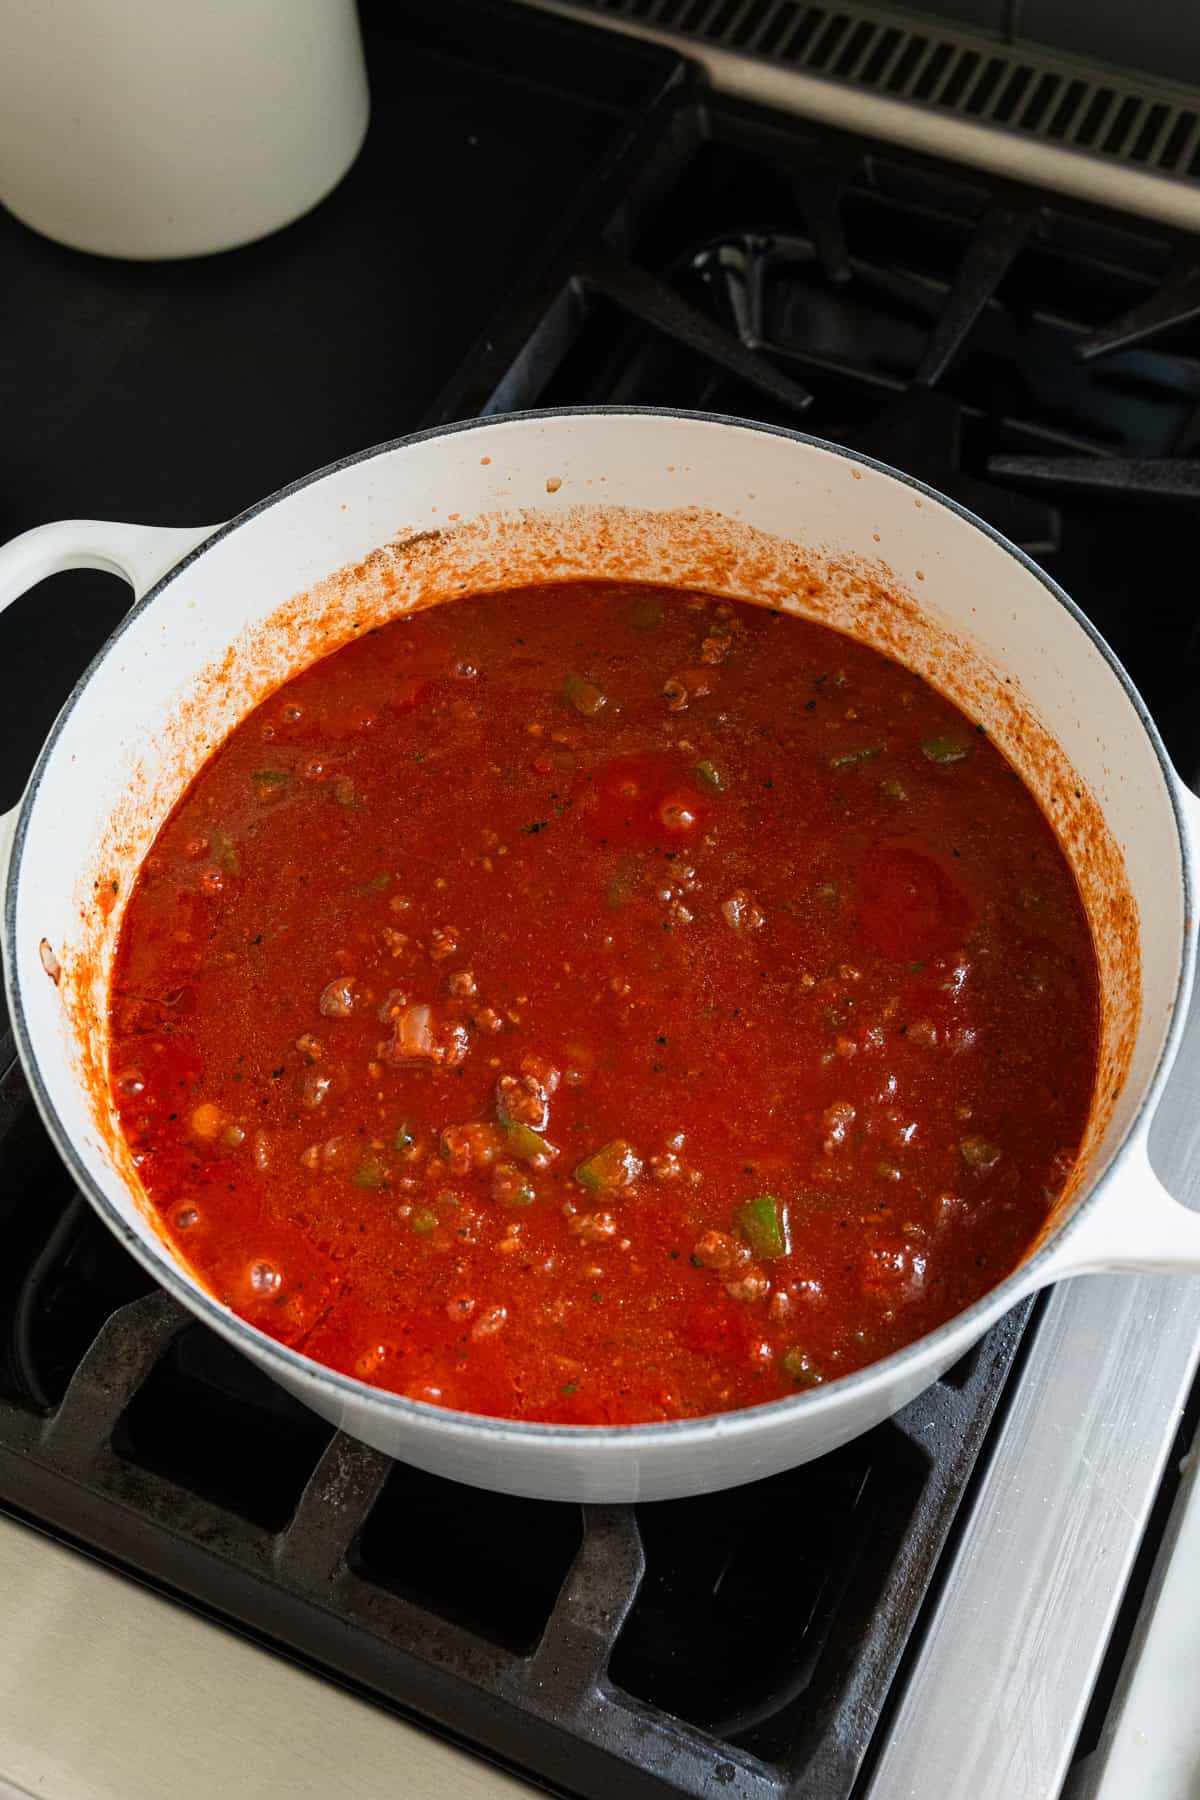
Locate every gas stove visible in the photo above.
<box><xmin>1</xmin><ymin>3</ymin><xmax>1199</xmax><ymax>1797</ymax></box>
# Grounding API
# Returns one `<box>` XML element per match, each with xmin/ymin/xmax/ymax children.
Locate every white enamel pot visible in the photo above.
<box><xmin>2</xmin><ymin>409</ymin><xmax>1199</xmax><ymax>1504</ymax></box>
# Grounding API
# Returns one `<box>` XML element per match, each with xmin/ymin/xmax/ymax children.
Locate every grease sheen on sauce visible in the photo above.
<box><xmin>108</xmin><ymin>582</ymin><xmax>1099</xmax><ymax>1424</ymax></box>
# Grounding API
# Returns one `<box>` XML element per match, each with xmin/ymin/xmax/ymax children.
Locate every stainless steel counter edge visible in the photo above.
<box><xmin>864</xmin><ymin>982</ymin><xmax>1200</xmax><ymax>1800</ymax></box>
<box><xmin>0</xmin><ymin>1515</ymin><xmax>535</xmax><ymax>1800</ymax></box>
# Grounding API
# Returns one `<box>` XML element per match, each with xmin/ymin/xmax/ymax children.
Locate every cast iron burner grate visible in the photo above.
<box><xmin>0</xmin><ymin>1031</ymin><xmax>1029</xmax><ymax>1797</ymax></box>
<box><xmin>3</xmin><ymin>10</ymin><xmax>1200</xmax><ymax>1798</ymax></box>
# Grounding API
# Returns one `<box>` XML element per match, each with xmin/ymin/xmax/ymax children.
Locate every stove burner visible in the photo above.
<box><xmin>447</xmin><ymin>118</ymin><xmax>1200</xmax><ymax>578</ymax></box>
<box><xmin>577</xmin><ymin>241</ymin><xmax>813</xmax><ymax>416</ymax></box>
<box><xmin>674</xmin><ymin>207</ymin><xmax>1063</xmax><ymax>551</ymax></box>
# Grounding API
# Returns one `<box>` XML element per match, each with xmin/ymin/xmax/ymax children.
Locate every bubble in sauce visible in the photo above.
<box><xmin>355</xmin><ymin>1344</ymin><xmax>388</xmax><ymax>1379</ymax></box>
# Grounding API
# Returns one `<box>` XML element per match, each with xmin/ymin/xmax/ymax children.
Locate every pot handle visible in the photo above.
<box><xmin>1029</xmin><ymin>767</ymin><xmax>1200</xmax><ymax>1280</ymax></box>
<box><xmin>0</xmin><ymin>517</ymin><xmax>222</xmax><ymax>876</ymax></box>
<box><xmin>0</xmin><ymin>516</ymin><xmax>220</xmax><ymax>613</ymax></box>
<box><xmin>1030</xmin><ymin>1134</ymin><xmax>1200</xmax><ymax>1282</ymax></box>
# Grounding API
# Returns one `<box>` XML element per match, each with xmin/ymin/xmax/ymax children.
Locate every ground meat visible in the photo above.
<box><xmin>471</xmin><ymin>1304</ymin><xmax>508</xmax><ymax>1340</ymax></box>
<box><xmin>440</xmin><ymin>1122</ymin><xmax>505</xmax><ymax>1176</ymax></box>
<box><xmin>724</xmin><ymin>1268</ymin><xmax>770</xmax><ymax>1303</ymax></box>
<box><xmin>569</xmin><ymin>1211</ymin><xmax>619</xmax><ymax>1243</ymax></box>
<box><xmin>519</xmin><ymin>1053</ymin><xmax>561</xmax><ymax>1094</ymax></box>
<box><xmin>318</xmin><ymin>975</ymin><xmax>358</xmax><ymax>1018</ymax></box>
<box><xmin>497</xmin><ymin>1072</ymin><xmax>550</xmax><ymax>1130</ymax></box>
<box><xmin>722</xmin><ymin>890</ymin><xmax>765</xmax><ymax>934</ymax></box>
<box><xmin>692</xmin><ymin>1230</ymin><xmax>750</xmax><ymax>1272</ymax></box>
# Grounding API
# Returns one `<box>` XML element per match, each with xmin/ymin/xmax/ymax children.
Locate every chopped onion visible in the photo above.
<box><xmin>390</xmin><ymin>1002</ymin><xmax>434</xmax><ymax>1063</ymax></box>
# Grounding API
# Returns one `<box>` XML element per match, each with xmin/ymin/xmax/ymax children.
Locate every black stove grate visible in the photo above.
<box><xmin>3</xmin><ymin>8</ymin><xmax>1200</xmax><ymax>1797</ymax></box>
<box><xmin>436</xmin><ymin>84</ymin><xmax>1200</xmax><ymax>780</ymax></box>
<box><xmin>0</xmin><ymin>1030</ymin><xmax>1031</xmax><ymax>1797</ymax></box>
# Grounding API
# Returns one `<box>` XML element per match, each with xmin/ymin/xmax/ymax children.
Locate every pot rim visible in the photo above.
<box><xmin>5</xmin><ymin>404</ymin><xmax>1194</xmax><ymax>1452</ymax></box>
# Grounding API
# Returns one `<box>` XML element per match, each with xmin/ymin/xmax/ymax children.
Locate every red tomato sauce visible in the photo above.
<box><xmin>108</xmin><ymin>582</ymin><xmax>1099</xmax><ymax>1424</ymax></box>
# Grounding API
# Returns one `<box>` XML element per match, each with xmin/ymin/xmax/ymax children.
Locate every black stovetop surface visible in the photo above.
<box><xmin>3</xmin><ymin>4</ymin><xmax>1200</xmax><ymax>1797</ymax></box>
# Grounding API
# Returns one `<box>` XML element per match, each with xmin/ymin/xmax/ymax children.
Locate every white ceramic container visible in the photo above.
<box><xmin>2</xmin><ymin>408</ymin><xmax>1198</xmax><ymax>1501</ymax></box>
<box><xmin>0</xmin><ymin>0</ymin><xmax>369</xmax><ymax>259</ymax></box>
